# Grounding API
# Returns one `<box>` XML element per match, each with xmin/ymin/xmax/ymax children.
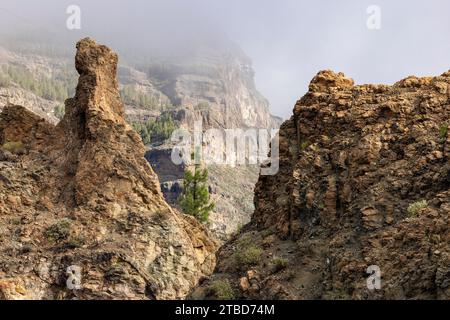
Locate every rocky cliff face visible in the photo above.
<box><xmin>0</xmin><ymin>40</ymin><xmax>281</xmax><ymax>242</ymax></box>
<box><xmin>0</xmin><ymin>38</ymin><xmax>217</xmax><ymax>300</ymax></box>
<box><xmin>192</xmin><ymin>70</ymin><xmax>449</xmax><ymax>300</ymax></box>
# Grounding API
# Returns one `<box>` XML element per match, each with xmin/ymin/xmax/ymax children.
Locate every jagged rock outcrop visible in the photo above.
<box><xmin>192</xmin><ymin>70</ymin><xmax>449</xmax><ymax>300</ymax></box>
<box><xmin>0</xmin><ymin>39</ymin><xmax>281</xmax><ymax>242</ymax></box>
<box><xmin>0</xmin><ymin>38</ymin><xmax>217</xmax><ymax>300</ymax></box>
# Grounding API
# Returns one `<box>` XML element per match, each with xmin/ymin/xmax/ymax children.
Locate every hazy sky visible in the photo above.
<box><xmin>1</xmin><ymin>0</ymin><xmax>450</xmax><ymax>119</ymax></box>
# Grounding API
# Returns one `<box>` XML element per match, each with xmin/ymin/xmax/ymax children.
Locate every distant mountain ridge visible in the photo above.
<box><xmin>0</xmin><ymin>37</ymin><xmax>282</xmax><ymax>129</ymax></box>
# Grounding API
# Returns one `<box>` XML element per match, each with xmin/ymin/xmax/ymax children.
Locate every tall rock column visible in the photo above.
<box><xmin>0</xmin><ymin>38</ymin><xmax>218</xmax><ymax>300</ymax></box>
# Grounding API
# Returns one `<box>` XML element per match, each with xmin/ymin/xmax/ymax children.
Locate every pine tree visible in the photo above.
<box><xmin>178</xmin><ymin>162</ymin><xmax>214</xmax><ymax>223</ymax></box>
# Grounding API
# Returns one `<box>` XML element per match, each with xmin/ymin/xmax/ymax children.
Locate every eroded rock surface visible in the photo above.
<box><xmin>0</xmin><ymin>38</ymin><xmax>217</xmax><ymax>300</ymax></box>
<box><xmin>192</xmin><ymin>70</ymin><xmax>449</xmax><ymax>300</ymax></box>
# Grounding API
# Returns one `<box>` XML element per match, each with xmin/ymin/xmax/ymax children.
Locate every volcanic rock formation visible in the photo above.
<box><xmin>0</xmin><ymin>39</ymin><xmax>282</xmax><ymax>242</ymax></box>
<box><xmin>192</xmin><ymin>70</ymin><xmax>450</xmax><ymax>300</ymax></box>
<box><xmin>0</xmin><ymin>38</ymin><xmax>217</xmax><ymax>300</ymax></box>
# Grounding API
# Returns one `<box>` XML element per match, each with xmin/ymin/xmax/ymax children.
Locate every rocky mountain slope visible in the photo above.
<box><xmin>0</xmin><ymin>40</ymin><xmax>281</xmax><ymax>241</ymax></box>
<box><xmin>192</xmin><ymin>70</ymin><xmax>449</xmax><ymax>300</ymax></box>
<box><xmin>0</xmin><ymin>38</ymin><xmax>217</xmax><ymax>300</ymax></box>
<box><xmin>142</xmin><ymin>46</ymin><xmax>281</xmax><ymax>129</ymax></box>
<box><xmin>0</xmin><ymin>46</ymin><xmax>71</xmax><ymax>123</ymax></box>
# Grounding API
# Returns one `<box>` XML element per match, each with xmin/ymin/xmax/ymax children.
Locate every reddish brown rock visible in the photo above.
<box><xmin>192</xmin><ymin>69</ymin><xmax>449</xmax><ymax>300</ymax></box>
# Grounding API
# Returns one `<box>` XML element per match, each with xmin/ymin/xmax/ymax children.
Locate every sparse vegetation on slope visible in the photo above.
<box><xmin>120</xmin><ymin>84</ymin><xmax>171</xmax><ymax>110</ymax></box>
<box><xmin>0</xmin><ymin>64</ymin><xmax>76</xmax><ymax>102</ymax></box>
<box><xmin>131</xmin><ymin>113</ymin><xmax>177</xmax><ymax>145</ymax></box>
<box><xmin>206</xmin><ymin>280</ymin><xmax>234</xmax><ymax>300</ymax></box>
<box><xmin>407</xmin><ymin>200</ymin><xmax>428</xmax><ymax>216</ymax></box>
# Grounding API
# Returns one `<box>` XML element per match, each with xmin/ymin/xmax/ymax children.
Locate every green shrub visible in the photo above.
<box><xmin>66</xmin><ymin>235</ymin><xmax>85</xmax><ymax>248</ymax></box>
<box><xmin>300</xmin><ymin>140</ymin><xmax>310</xmax><ymax>151</ymax></box>
<box><xmin>206</xmin><ymin>280</ymin><xmax>234</xmax><ymax>300</ymax></box>
<box><xmin>131</xmin><ymin>114</ymin><xmax>177</xmax><ymax>145</ymax></box>
<box><xmin>272</xmin><ymin>257</ymin><xmax>288</xmax><ymax>272</ymax></box>
<box><xmin>1</xmin><ymin>141</ymin><xmax>24</xmax><ymax>154</ymax></box>
<box><xmin>234</xmin><ymin>244</ymin><xmax>263</xmax><ymax>267</ymax></box>
<box><xmin>178</xmin><ymin>165</ymin><xmax>214</xmax><ymax>223</ymax></box>
<box><xmin>407</xmin><ymin>200</ymin><xmax>427</xmax><ymax>216</ymax></box>
<box><xmin>45</xmin><ymin>219</ymin><xmax>71</xmax><ymax>241</ymax></box>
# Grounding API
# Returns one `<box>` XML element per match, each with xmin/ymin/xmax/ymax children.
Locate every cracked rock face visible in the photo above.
<box><xmin>0</xmin><ymin>38</ymin><xmax>217</xmax><ymax>300</ymax></box>
<box><xmin>192</xmin><ymin>70</ymin><xmax>449</xmax><ymax>300</ymax></box>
